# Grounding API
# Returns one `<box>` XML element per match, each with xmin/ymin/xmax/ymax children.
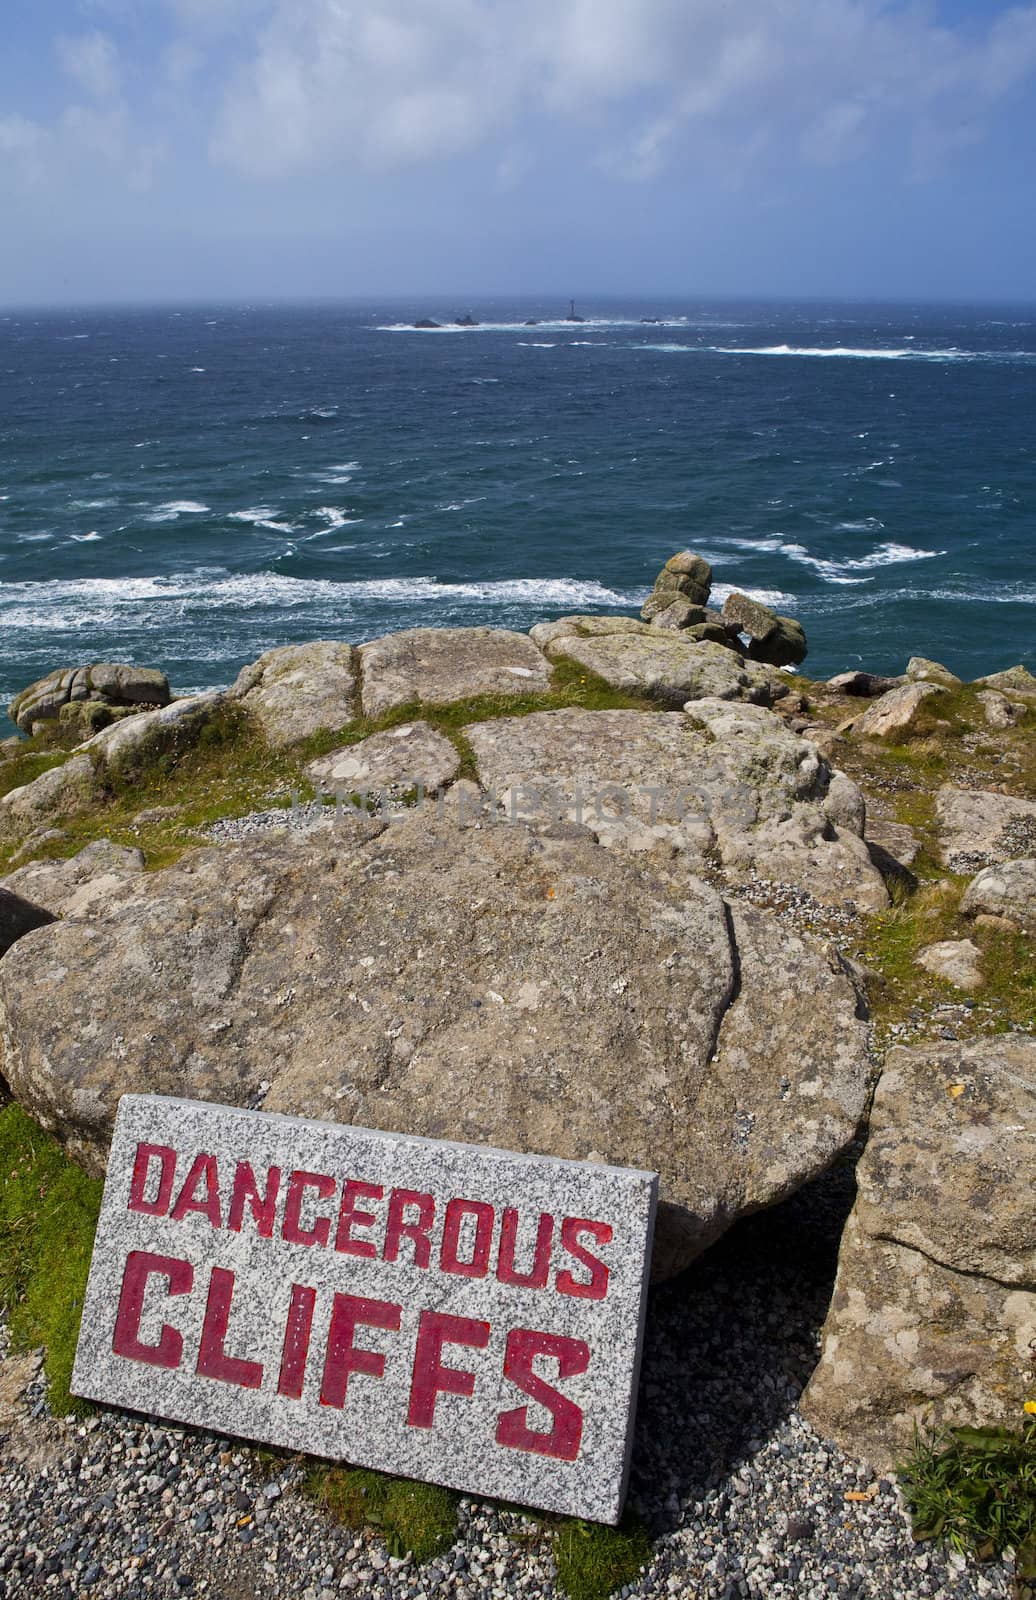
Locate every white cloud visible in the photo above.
<box><xmin>203</xmin><ymin>0</ymin><xmax>1036</xmax><ymax>182</ymax></box>
<box><xmin>56</xmin><ymin>30</ymin><xmax>122</xmax><ymax>102</ymax></box>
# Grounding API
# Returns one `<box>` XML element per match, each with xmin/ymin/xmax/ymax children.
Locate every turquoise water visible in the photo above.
<box><xmin>1</xmin><ymin>299</ymin><xmax>1033</xmax><ymax>727</ymax></box>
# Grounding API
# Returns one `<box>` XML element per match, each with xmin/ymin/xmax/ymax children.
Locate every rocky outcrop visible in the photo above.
<box><xmin>542</xmin><ymin>634</ymin><xmax>775</xmax><ymax>707</ymax></box>
<box><xmin>1</xmin><ymin>840</ymin><xmax>144</xmax><ymax>919</ymax></box>
<box><xmin>721</xmin><ymin>593</ymin><xmax>808</xmax><ymax>668</ymax></box>
<box><xmin>358</xmin><ymin>628</ymin><xmax>551</xmax><ymax>719</ymax></box>
<box><xmin>463</xmin><ymin>702</ymin><xmax>887</xmax><ymax>911</ymax></box>
<box><xmin>9</xmin><ymin>664</ymin><xmax>170</xmax><ymax>733</ymax></box>
<box><xmin>305</xmin><ymin>721</ymin><xmax>460</xmax><ymax>797</ymax></box>
<box><xmin>229</xmin><ymin>642</ymin><xmax>357</xmax><ymax>747</ymax></box>
<box><xmin>640</xmin><ymin>551</ymin><xmax>712</xmax><ymax>620</ymax></box>
<box><xmin>936</xmin><ymin>785</ymin><xmax>1036</xmax><ymax>871</ymax></box>
<box><xmin>960</xmin><ymin>858</ymin><xmax>1036</xmax><ymax>932</ymax></box>
<box><xmin>976</xmin><ymin>689</ymin><xmax>1026</xmax><ymax>729</ymax></box>
<box><xmin>0</xmin><ymin>886</ymin><xmax>55</xmax><ymax>959</ymax></box>
<box><xmin>0</xmin><ymin>813</ymin><xmax>872</xmax><ymax>1279</ymax></box>
<box><xmin>827</xmin><ymin>671</ymin><xmax>903</xmax><ymax>698</ymax></box>
<box><xmin>905</xmin><ymin>657</ymin><xmax>961</xmax><ymax>687</ymax></box>
<box><xmin>845</xmin><ymin>681</ymin><xmax>945</xmax><ymax>739</ymax></box>
<box><xmin>975</xmin><ymin>664</ymin><xmax>1036</xmax><ymax>699</ymax></box>
<box><xmin>802</xmin><ymin>1036</ymin><xmax>1036</xmax><ymax>1471</ymax></box>
<box><xmin>528</xmin><ymin>615</ymin><xmax>650</xmax><ymax>650</ymax></box>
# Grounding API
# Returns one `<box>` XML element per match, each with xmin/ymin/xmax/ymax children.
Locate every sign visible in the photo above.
<box><xmin>72</xmin><ymin>1096</ymin><xmax>657</xmax><ymax>1523</ymax></box>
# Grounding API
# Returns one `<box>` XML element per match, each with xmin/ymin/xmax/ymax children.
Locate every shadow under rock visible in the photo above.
<box><xmin>629</xmin><ymin>1152</ymin><xmax>859</xmax><ymax>1539</ymax></box>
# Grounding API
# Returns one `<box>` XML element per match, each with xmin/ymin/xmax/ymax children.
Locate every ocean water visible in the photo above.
<box><xmin>1</xmin><ymin>299</ymin><xmax>1033</xmax><ymax>731</ymax></box>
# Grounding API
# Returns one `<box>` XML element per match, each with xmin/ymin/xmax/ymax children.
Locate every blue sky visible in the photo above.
<box><xmin>2</xmin><ymin>0</ymin><xmax>1035</xmax><ymax>306</ymax></box>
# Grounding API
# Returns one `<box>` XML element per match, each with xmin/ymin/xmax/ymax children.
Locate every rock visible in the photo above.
<box><xmin>464</xmin><ymin>702</ymin><xmax>886</xmax><ymax>910</ymax></box>
<box><xmin>0</xmin><ymin>814</ymin><xmax>872</xmax><ymax>1277</ymax></box>
<box><xmin>974</xmin><ymin>664</ymin><xmax>1036</xmax><ymax>699</ymax></box>
<box><xmin>848</xmin><ymin>681</ymin><xmax>945</xmax><ymax>739</ymax></box>
<box><xmin>905</xmin><ymin>657</ymin><xmax>961</xmax><ymax>687</ymax></box>
<box><xmin>6</xmin><ymin>828</ymin><xmax>68</xmax><ymax>866</ymax></box>
<box><xmin>544</xmin><ymin>634</ymin><xmax>773</xmax><ymax>707</ymax></box>
<box><xmin>528</xmin><ymin>616</ymin><xmax>650</xmax><ymax>650</ymax></box>
<box><xmin>722</xmin><ymin>594</ymin><xmax>808</xmax><ymax>668</ymax></box>
<box><xmin>915</xmin><ymin>939</ymin><xmax>983</xmax><ymax>991</ymax></box>
<box><xmin>359</xmin><ymin>628</ymin><xmax>551</xmax><ymax>720</ymax></box>
<box><xmin>639</xmin><ymin>552</ymin><xmax>712</xmax><ymax>618</ymax></box>
<box><xmin>976</xmin><ymin>689</ymin><xmax>1025</xmax><ymax>729</ymax></box>
<box><xmin>648</xmin><ymin>599</ymin><xmax>709</xmax><ymax>631</ymax></box>
<box><xmin>827</xmin><ymin>671</ymin><xmax>903</xmax><ymax>698</ymax></box>
<box><xmin>83</xmin><ymin>691</ymin><xmax>224</xmax><ymax>777</ymax></box>
<box><xmin>960</xmin><ymin>858</ymin><xmax>1036</xmax><ymax>933</ymax></box>
<box><xmin>0</xmin><ymin>1351</ymin><xmax>43</xmax><ymax>1426</ymax></box>
<box><xmin>305</xmin><ymin>721</ymin><xmax>460</xmax><ymax>797</ymax></box>
<box><xmin>0</xmin><ymin>755</ymin><xmax>98</xmax><ymax>840</ymax></box>
<box><xmin>802</xmin><ymin>1036</ymin><xmax>1036</xmax><ymax>1470</ymax></box>
<box><xmin>0</xmin><ymin>736</ymin><xmax>25</xmax><ymax>762</ymax></box>
<box><xmin>1</xmin><ymin>840</ymin><xmax>145</xmax><ymax>920</ymax></box>
<box><xmin>0</xmin><ymin>885</ymin><xmax>55</xmax><ymax>958</ymax></box>
<box><xmin>9</xmin><ymin>663</ymin><xmax>170</xmax><ymax>732</ymax></box>
<box><xmin>864</xmin><ymin>819</ymin><xmax>920</xmax><ymax>869</ymax></box>
<box><xmin>936</xmin><ymin>785</ymin><xmax>1036</xmax><ymax>870</ymax></box>
<box><xmin>230</xmin><ymin>642</ymin><xmax>357</xmax><ymax>747</ymax></box>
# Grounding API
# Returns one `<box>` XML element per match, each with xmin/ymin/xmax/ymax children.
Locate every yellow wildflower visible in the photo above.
<box><xmin>1024</xmin><ymin>1400</ymin><xmax>1036</xmax><ymax>1415</ymax></box>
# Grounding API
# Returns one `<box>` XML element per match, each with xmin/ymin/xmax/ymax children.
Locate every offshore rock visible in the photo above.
<box><xmin>721</xmin><ymin>593</ymin><xmax>808</xmax><ymax>668</ymax></box>
<box><xmin>0</xmin><ymin>814</ymin><xmax>872</xmax><ymax>1278</ymax></box>
<box><xmin>640</xmin><ymin>551</ymin><xmax>712</xmax><ymax>620</ymax></box>
<box><xmin>230</xmin><ymin>641</ymin><xmax>357</xmax><ymax>747</ymax></box>
<box><xmin>9</xmin><ymin>663</ymin><xmax>170</xmax><ymax>732</ymax></box>
<box><xmin>359</xmin><ymin>627</ymin><xmax>551</xmax><ymax>719</ymax></box>
<box><xmin>803</xmin><ymin>1036</ymin><xmax>1036</xmax><ymax>1470</ymax></box>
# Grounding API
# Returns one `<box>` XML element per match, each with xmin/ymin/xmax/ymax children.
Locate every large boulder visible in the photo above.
<box><xmin>827</xmin><ymin>671</ymin><xmax>903</xmax><ymax>699</ymax></box>
<box><xmin>229</xmin><ymin>641</ymin><xmax>357</xmax><ymax>747</ymax></box>
<box><xmin>936</xmin><ymin>785</ymin><xmax>1036</xmax><ymax>872</ymax></box>
<box><xmin>358</xmin><ymin>628</ymin><xmax>551</xmax><ymax>719</ymax></box>
<box><xmin>543</xmin><ymin>634</ymin><xmax>774</xmax><ymax>707</ymax></box>
<box><xmin>0</xmin><ymin>814</ymin><xmax>872</xmax><ymax>1279</ymax></box>
<box><xmin>960</xmin><ymin>858</ymin><xmax>1036</xmax><ymax>932</ymax></box>
<box><xmin>640</xmin><ymin>552</ymin><xmax>712</xmax><ymax>620</ymax></box>
<box><xmin>528</xmin><ymin>616</ymin><xmax>651</xmax><ymax>649</ymax></box>
<box><xmin>974</xmin><ymin>664</ymin><xmax>1036</xmax><ymax>699</ymax></box>
<box><xmin>9</xmin><ymin>663</ymin><xmax>170</xmax><ymax>732</ymax></box>
<box><xmin>1</xmin><ymin>840</ymin><xmax>145</xmax><ymax>920</ymax></box>
<box><xmin>802</xmin><ymin>1036</ymin><xmax>1036</xmax><ymax>1471</ymax></box>
<box><xmin>846</xmin><ymin>681</ymin><xmax>945</xmax><ymax>739</ymax></box>
<box><xmin>905</xmin><ymin>656</ymin><xmax>961</xmax><ymax>688</ymax></box>
<box><xmin>721</xmin><ymin>593</ymin><xmax>808</xmax><ymax>668</ymax></box>
<box><xmin>305</xmin><ymin>721</ymin><xmax>460</xmax><ymax>798</ymax></box>
<box><xmin>463</xmin><ymin>703</ymin><xmax>887</xmax><ymax>911</ymax></box>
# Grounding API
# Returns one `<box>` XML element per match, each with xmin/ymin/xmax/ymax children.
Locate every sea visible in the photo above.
<box><xmin>1</xmin><ymin>299</ymin><xmax>1033</xmax><ymax>733</ymax></box>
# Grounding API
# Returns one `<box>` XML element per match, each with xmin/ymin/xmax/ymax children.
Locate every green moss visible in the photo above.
<box><xmin>0</xmin><ymin>748</ymin><xmax>69</xmax><ymax>804</ymax></box>
<box><xmin>552</xmin><ymin>1512</ymin><xmax>652</xmax><ymax>1600</ymax></box>
<box><xmin>304</xmin><ymin>1464</ymin><xmax>457</xmax><ymax>1562</ymax></box>
<box><xmin>0</xmin><ymin>1103</ymin><xmax>102</xmax><ymax>1415</ymax></box>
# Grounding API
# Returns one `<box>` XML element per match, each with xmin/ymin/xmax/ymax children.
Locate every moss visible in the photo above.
<box><xmin>552</xmin><ymin>1512</ymin><xmax>652</xmax><ymax>1600</ymax></box>
<box><xmin>304</xmin><ymin>1464</ymin><xmax>457</xmax><ymax>1562</ymax></box>
<box><xmin>0</xmin><ymin>1103</ymin><xmax>102</xmax><ymax>1415</ymax></box>
<box><xmin>0</xmin><ymin>748</ymin><xmax>69</xmax><ymax>804</ymax></box>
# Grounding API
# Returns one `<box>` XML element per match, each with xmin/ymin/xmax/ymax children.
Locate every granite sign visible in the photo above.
<box><xmin>72</xmin><ymin>1096</ymin><xmax>658</xmax><ymax>1523</ymax></box>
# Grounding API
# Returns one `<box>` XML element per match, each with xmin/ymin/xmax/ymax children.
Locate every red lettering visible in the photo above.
<box><xmin>320</xmin><ymin>1293</ymin><xmax>401</xmax><ymax>1409</ymax></box>
<box><xmin>496</xmin><ymin>1328</ymin><xmax>589</xmax><ymax>1460</ymax></box>
<box><xmin>228</xmin><ymin>1161</ymin><xmax>281</xmax><ymax>1237</ymax></box>
<box><xmin>496</xmin><ymin>1208</ymin><xmax>554</xmax><ymax>1290</ymax></box>
<box><xmin>406</xmin><ymin>1310</ymin><xmax>490</xmax><ymax>1428</ymax></box>
<box><xmin>439</xmin><ymin>1199</ymin><xmax>494</xmax><ymax>1278</ymax></box>
<box><xmin>128</xmin><ymin>1143</ymin><xmax>177</xmax><ymax>1217</ymax></box>
<box><xmin>277</xmin><ymin>1283</ymin><xmax>316</xmax><ymax>1399</ymax></box>
<box><xmin>112</xmin><ymin>1250</ymin><xmax>193</xmax><ymax>1370</ymax></box>
<box><xmin>196</xmin><ymin>1266</ymin><xmax>264</xmax><ymax>1389</ymax></box>
<box><xmin>169</xmin><ymin>1152</ymin><xmax>222</xmax><ymax>1228</ymax></box>
<box><xmin>334</xmin><ymin>1180</ymin><xmax>383</xmax><ymax>1257</ymax></box>
<box><xmin>382</xmin><ymin>1188</ymin><xmax>435</xmax><ymax>1268</ymax></box>
<box><xmin>282</xmin><ymin>1170</ymin><xmax>336</xmax><ymax>1247</ymax></box>
<box><xmin>555</xmin><ymin>1218</ymin><xmax>612</xmax><ymax>1300</ymax></box>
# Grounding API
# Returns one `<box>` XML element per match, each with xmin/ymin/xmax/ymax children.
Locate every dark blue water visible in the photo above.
<box><xmin>1</xmin><ymin>299</ymin><xmax>1033</xmax><ymax>729</ymax></box>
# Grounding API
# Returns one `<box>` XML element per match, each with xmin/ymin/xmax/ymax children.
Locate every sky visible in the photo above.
<box><xmin>2</xmin><ymin>0</ymin><xmax>1036</xmax><ymax>307</ymax></box>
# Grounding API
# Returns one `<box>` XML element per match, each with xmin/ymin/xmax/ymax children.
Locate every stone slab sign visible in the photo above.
<box><xmin>72</xmin><ymin>1096</ymin><xmax>657</xmax><ymax>1524</ymax></box>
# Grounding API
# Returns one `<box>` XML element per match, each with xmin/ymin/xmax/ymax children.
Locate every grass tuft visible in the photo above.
<box><xmin>0</xmin><ymin>1103</ymin><xmax>102</xmax><ymax>1414</ymax></box>
<box><xmin>304</xmin><ymin>1464</ymin><xmax>458</xmax><ymax>1563</ymax></box>
<box><xmin>552</xmin><ymin>1512</ymin><xmax>652</xmax><ymax>1600</ymax></box>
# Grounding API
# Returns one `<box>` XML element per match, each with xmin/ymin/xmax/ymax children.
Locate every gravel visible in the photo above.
<box><xmin>0</xmin><ymin>1164</ymin><xmax>1015</xmax><ymax>1600</ymax></box>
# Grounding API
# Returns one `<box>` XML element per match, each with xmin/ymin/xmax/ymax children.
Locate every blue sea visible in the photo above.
<box><xmin>1</xmin><ymin>299</ymin><xmax>1033</xmax><ymax>731</ymax></box>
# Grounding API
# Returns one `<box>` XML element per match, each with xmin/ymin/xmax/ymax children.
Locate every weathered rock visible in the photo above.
<box><xmin>528</xmin><ymin>616</ymin><xmax>650</xmax><ymax>650</ymax></box>
<box><xmin>9</xmin><ymin>663</ymin><xmax>170</xmax><ymax>731</ymax></box>
<box><xmin>864</xmin><ymin>819</ymin><xmax>920</xmax><ymax>869</ymax></box>
<box><xmin>230</xmin><ymin>641</ymin><xmax>357</xmax><ymax>747</ymax></box>
<box><xmin>0</xmin><ymin>737</ymin><xmax>24</xmax><ymax>762</ymax></box>
<box><xmin>1</xmin><ymin>840</ymin><xmax>145</xmax><ymax>920</ymax></box>
<box><xmin>722</xmin><ymin>593</ymin><xmax>808</xmax><ymax>668</ymax></box>
<box><xmin>639</xmin><ymin>552</ymin><xmax>712</xmax><ymax>618</ymax></box>
<box><xmin>359</xmin><ymin>628</ymin><xmax>551</xmax><ymax>720</ymax></box>
<box><xmin>960</xmin><ymin>858</ymin><xmax>1036</xmax><ymax>932</ymax></box>
<box><xmin>648</xmin><ymin>599</ymin><xmax>708</xmax><ymax>631</ymax></box>
<box><xmin>305</xmin><ymin>721</ymin><xmax>461</xmax><ymax>797</ymax></box>
<box><xmin>827</xmin><ymin>671</ymin><xmax>903</xmax><ymax>698</ymax></box>
<box><xmin>936</xmin><ymin>784</ymin><xmax>1036</xmax><ymax>870</ymax></box>
<box><xmin>848</xmin><ymin>681</ymin><xmax>945</xmax><ymax>739</ymax></box>
<box><xmin>976</xmin><ymin>689</ymin><xmax>1025</xmax><ymax>729</ymax></box>
<box><xmin>905</xmin><ymin>656</ymin><xmax>961</xmax><ymax>687</ymax></box>
<box><xmin>544</xmin><ymin>634</ymin><xmax>773</xmax><ymax>707</ymax></box>
<box><xmin>0</xmin><ymin>886</ymin><xmax>55</xmax><ymax>959</ymax></box>
<box><xmin>0</xmin><ymin>815</ymin><xmax>872</xmax><ymax>1278</ymax></box>
<box><xmin>83</xmin><ymin>691</ymin><xmax>224</xmax><ymax>776</ymax></box>
<box><xmin>974</xmin><ymin>664</ymin><xmax>1036</xmax><ymax>699</ymax></box>
<box><xmin>802</xmin><ymin>1036</ymin><xmax>1036</xmax><ymax>1470</ymax></box>
<box><xmin>0</xmin><ymin>755</ymin><xmax>98</xmax><ymax>839</ymax></box>
<box><xmin>915</xmin><ymin>938</ymin><xmax>983</xmax><ymax>991</ymax></box>
<box><xmin>464</xmin><ymin>703</ymin><xmax>886</xmax><ymax>910</ymax></box>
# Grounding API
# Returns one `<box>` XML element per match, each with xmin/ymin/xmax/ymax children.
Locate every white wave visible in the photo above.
<box><xmin>146</xmin><ymin>500</ymin><xmax>210</xmax><ymax>522</ymax></box>
<box><xmin>190</xmin><ymin>366</ymin><xmax>206</xmax><ymax>373</ymax></box>
<box><xmin>70</xmin><ymin>498</ymin><xmax>116</xmax><ymax>510</ymax></box>
<box><xmin>835</xmin><ymin>519</ymin><xmax>885</xmax><ymax>532</ymax></box>
<box><xmin>518</xmin><ymin>342</ymin><xmax>557</xmax><ymax>348</ymax></box>
<box><xmin>253</xmin><ymin>520</ymin><xmax>297</xmax><ymax>533</ymax></box>
<box><xmin>16</xmin><ymin>533</ymin><xmax>53</xmax><ymax>543</ymax></box>
<box><xmin>328</xmin><ymin>462</ymin><xmax>360</xmax><ymax>472</ymax></box>
<box><xmin>710</xmin><ymin>583</ymin><xmax>796</xmax><ymax>609</ymax></box>
<box><xmin>69</xmin><ymin>532</ymin><xmax>102</xmax><ymax>542</ymax></box>
<box><xmin>313</xmin><ymin>507</ymin><xmax>360</xmax><ymax>531</ymax></box>
<box><xmin>311</xmin><ymin>473</ymin><xmax>354</xmax><ymax>485</ymax></box>
<box><xmin>377</xmin><ymin>317</ymin><xmax>672</xmax><ymax>334</ymax></box>
<box><xmin>229</xmin><ymin>507</ymin><xmax>278</xmax><ymax>523</ymax></box>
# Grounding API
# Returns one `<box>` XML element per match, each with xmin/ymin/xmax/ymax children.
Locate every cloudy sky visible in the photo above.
<box><xmin>3</xmin><ymin>0</ymin><xmax>1035</xmax><ymax>306</ymax></box>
